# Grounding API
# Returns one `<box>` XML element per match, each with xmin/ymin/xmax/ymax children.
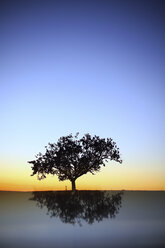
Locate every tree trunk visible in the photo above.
<box><xmin>71</xmin><ymin>180</ymin><xmax>76</xmax><ymax>192</ymax></box>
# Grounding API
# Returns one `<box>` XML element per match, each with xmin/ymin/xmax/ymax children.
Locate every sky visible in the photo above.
<box><xmin>0</xmin><ymin>0</ymin><xmax>165</xmax><ymax>191</ymax></box>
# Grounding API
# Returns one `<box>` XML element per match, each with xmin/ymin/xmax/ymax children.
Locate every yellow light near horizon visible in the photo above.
<box><xmin>0</xmin><ymin>161</ymin><xmax>165</xmax><ymax>191</ymax></box>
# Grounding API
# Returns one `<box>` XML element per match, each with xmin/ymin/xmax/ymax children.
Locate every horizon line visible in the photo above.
<box><xmin>0</xmin><ymin>189</ymin><xmax>164</xmax><ymax>192</ymax></box>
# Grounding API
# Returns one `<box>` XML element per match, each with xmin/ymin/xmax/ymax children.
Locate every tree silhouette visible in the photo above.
<box><xmin>30</xmin><ymin>191</ymin><xmax>123</xmax><ymax>225</ymax></box>
<box><xmin>28</xmin><ymin>133</ymin><xmax>122</xmax><ymax>191</ymax></box>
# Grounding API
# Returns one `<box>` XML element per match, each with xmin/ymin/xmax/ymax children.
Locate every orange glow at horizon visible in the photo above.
<box><xmin>0</xmin><ymin>162</ymin><xmax>164</xmax><ymax>192</ymax></box>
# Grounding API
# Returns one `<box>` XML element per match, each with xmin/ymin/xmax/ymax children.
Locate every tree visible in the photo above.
<box><xmin>28</xmin><ymin>133</ymin><xmax>122</xmax><ymax>191</ymax></box>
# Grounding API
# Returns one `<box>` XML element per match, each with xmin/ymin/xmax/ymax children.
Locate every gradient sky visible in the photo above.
<box><xmin>0</xmin><ymin>0</ymin><xmax>165</xmax><ymax>191</ymax></box>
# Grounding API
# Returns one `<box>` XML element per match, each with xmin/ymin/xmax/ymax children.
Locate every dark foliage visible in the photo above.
<box><xmin>30</xmin><ymin>191</ymin><xmax>123</xmax><ymax>225</ymax></box>
<box><xmin>28</xmin><ymin>133</ymin><xmax>122</xmax><ymax>190</ymax></box>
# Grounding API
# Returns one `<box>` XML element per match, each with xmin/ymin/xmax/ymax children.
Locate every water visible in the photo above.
<box><xmin>0</xmin><ymin>191</ymin><xmax>164</xmax><ymax>248</ymax></box>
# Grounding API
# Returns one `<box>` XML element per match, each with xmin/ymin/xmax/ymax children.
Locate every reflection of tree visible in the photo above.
<box><xmin>30</xmin><ymin>191</ymin><xmax>123</xmax><ymax>225</ymax></box>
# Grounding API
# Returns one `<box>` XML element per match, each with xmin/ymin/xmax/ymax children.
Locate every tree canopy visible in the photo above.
<box><xmin>28</xmin><ymin>133</ymin><xmax>122</xmax><ymax>191</ymax></box>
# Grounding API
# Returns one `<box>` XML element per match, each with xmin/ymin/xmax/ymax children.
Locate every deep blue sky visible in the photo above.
<box><xmin>0</xmin><ymin>0</ymin><xmax>165</xmax><ymax>190</ymax></box>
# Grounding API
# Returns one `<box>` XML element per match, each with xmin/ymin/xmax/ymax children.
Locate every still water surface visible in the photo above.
<box><xmin>0</xmin><ymin>191</ymin><xmax>164</xmax><ymax>248</ymax></box>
